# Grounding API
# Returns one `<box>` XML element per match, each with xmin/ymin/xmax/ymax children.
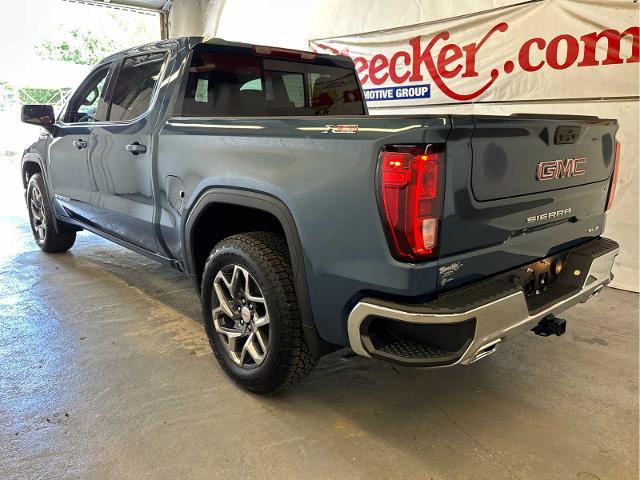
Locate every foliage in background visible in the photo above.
<box><xmin>17</xmin><ymin>88</ymin><xmax>71</xmax><ymax>105</ymax></box>
<box><xmin>38</xmin><ymin>28</ymin><xmax>117</xmax><ymax>65</ymax></box>
<box><xmin>37</xmin><ymin>11</ymin><xmax>157</xmax><ymax>66</ymax></box>
<box><xmin>1</xmin><ymin>82</ymin><xmax>70</xmax><ymax>109</ymax></box>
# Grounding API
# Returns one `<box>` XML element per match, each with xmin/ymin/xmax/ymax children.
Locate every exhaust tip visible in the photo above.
<box><xmin>588</xmin><ymin>285</ymin><xmax>604</xmax><ymax>300</ymax></box>
<box><xmin>469</xmin><ymin>338</ymin><xmax>501</xmax><ymax>363</ymax></box>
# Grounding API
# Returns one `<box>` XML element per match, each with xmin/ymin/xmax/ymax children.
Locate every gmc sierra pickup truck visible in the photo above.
<box><xmin>20</xmin><ymin>37</ymin><xmax>620</xmax><ymax>394</ymax></box>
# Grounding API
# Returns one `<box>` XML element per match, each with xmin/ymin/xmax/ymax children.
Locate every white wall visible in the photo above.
<box><xmin>169</xmin><ymin>0</ymin><xmax>640</xmax><ymax>292</ymax></box>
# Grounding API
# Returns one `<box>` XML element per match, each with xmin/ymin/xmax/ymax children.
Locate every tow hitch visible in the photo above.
<box><xmin>532</xmin><ymin>315</ymin><xmax>567</xmax><ymax>337</ymax></box>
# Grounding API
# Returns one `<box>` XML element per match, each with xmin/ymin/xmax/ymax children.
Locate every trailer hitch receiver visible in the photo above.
<box><xmin>532</xmin><ymin>315</ymin><xmax>566</xmax><ymax>337</ymax></box>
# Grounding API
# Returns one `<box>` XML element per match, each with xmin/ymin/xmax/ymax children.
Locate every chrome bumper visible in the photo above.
<box><xmin>348</xmin><ymin>239</ymin><xmax>618</xmax><ymax>366</ymax></box>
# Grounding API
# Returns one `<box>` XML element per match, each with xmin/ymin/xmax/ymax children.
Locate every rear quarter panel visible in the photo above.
<box><xmin>157</xmin><ymin>115</ymin><xmax>451</xmax><ymax>345</ymax></box>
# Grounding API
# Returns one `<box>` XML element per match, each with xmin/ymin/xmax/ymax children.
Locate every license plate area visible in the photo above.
<box><xmin>512</xmin><ymin>251</ymin><xmax>569</xmax><ymax>299</ymax></box>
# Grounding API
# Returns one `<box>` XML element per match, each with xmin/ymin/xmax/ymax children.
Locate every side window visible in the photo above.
<box><xmin>108</xmin><ymin>52</ymin><xmax>165</xmax><ymax>122</ymax></box>
<box><xmin>181</xmin><ymin>52</ymin><xmax>264</xmax><ymax>117</ymax></box>
<box><xmin>65</xmin><ymin>65</ymin><xmax>111</xmax><ymax>123</ymax></box>
<box><xmin>240</xmin><ymin>78</ymin><xmax>262</xmax><ymax>91</ymax></box>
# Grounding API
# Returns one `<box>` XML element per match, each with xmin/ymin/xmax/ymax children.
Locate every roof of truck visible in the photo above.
<box><xmin>99</xmin><ymin>36</ymin><xmax>353</xmax><ymax>68</ymax></box>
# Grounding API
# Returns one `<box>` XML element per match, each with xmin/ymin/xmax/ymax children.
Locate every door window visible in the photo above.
<box><xmin>65</xmin><ymin>65</ymin><xmax>111</xmax><ymax>123</ymax></box>
<box><xmin>108</xmin><ymin>52</ymin><xmax>166</xmax><ymax>122</ymax></box>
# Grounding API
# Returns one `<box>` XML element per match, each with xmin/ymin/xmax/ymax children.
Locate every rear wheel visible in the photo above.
<box><xmin>201</xmin><ymin>232</ymin><xmax>316</xmax><ymax>394</ymax></box>
<box><xmin>26</xmin><ymin>173</ymin><xmax>76</xmax><ymax>253</ymax></box>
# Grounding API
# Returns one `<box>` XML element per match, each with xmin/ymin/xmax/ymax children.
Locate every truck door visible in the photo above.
<box><xmin>88</xmin><ymin>51</ymin><xmax>167</xmax><ymax>253</ymax></box>
<box><xmin>49</xmin><ymin>63</ymin><xmax>113</xmax><ymax>224</ymax></box>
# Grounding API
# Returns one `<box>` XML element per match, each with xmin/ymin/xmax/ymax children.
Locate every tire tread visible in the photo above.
<box><xmin>202</xmin><ymin>231</ymin><xmax>316</xmax><ymax>394</ymax></box>
<box><xmin>27</xmin><ymin>173</ymin><xmax>76</xmax><ymax>253</ymax></box>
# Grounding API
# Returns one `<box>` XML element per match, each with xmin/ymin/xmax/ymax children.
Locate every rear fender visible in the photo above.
<box><xmin>183</xmin><ymin>187</ymin><xmax>329</xmax><ymax>357</ymax></box>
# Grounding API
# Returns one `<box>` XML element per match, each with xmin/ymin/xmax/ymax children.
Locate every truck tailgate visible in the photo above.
<box><xmin>472</xmin><ymin>115</ymin><xmax>616</xmax><ymax>201</ymax></box>
<box><xmin>437</xmin><ymin>114</ymin><xmax>618</xmax><ymax>292</ymax></box>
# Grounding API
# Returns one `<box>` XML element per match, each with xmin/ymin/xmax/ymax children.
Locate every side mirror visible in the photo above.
<box><xmin>21</xmin><ymin>105</ymin><xmax>56</xmax><ymax>132</ymax></box>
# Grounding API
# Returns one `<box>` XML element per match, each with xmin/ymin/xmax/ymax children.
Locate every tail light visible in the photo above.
<box><xmin>606</xmin><ymin>141</ymin><xmax>620</xmax><ymax>210</ymax></box>
<box><xmin>377</xmin><ymin>145</ymin><xmax>445</xmax><ymax>261</ymax></box>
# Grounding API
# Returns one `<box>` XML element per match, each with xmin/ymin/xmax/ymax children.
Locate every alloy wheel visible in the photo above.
<box><xmin>212</xmin><ymin>264</ymin><xmax>270</xmax><ymax>368</ymax></box>
<box><xmin>30</xmin><ymin>184</ymin><xmax>47</xmax><ymax>243</ymax></box>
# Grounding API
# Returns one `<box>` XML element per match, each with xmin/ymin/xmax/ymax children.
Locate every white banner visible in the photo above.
<box><xmin>310</xmin><ymin>0</ymin><xmax>639</xmax><ymax>106</ymax></box>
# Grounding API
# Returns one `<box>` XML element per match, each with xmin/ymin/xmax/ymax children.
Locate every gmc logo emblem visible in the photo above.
<box><xmin>536</xmin><ymin>158</ymin><xmax>587</xmax><ymax>181</ymax></box>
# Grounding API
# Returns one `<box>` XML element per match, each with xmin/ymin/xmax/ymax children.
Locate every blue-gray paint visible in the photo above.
<box><xmin>21</xmin><ymin>37</ymin><xmax>618</xmax><ymax>347</ymax></box>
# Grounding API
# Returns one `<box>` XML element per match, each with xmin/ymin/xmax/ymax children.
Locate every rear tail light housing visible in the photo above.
<box><xmin>606</xmin><ymin>140</ymin><xmax>620</xmax><ymax>210</ymax></box>
<box><xmin>376</xmin><ymin>144</ymin><xmax>445</xmax><ymax>261</ymax></box>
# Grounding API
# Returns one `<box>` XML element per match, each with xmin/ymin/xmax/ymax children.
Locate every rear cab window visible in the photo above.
<box><xmin>179</xmin><ymin>45</ymin><xmax>365</xmax><ymax>117</ymax></box>
<box><xmin>108</xmin><ymin>51</ymin><xmax>166</xmax><ymax>122</ymax></box>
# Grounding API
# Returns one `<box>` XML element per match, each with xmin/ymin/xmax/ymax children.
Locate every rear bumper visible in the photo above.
<box><xmin>347</xmin><ymin>237</ymin><xmax>619</xmax><ymax>366</ymax></box>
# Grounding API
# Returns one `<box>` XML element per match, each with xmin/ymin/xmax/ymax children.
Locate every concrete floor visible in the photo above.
<box><xmin>0</xmin><ymin>155</ymin><xmax>638</xmax><ymax>480</ymax></box>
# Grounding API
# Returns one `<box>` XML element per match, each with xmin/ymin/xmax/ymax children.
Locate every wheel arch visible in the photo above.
<box><xmin>183</xmin><ymin>187</ymin><xmax>332</xmax><ymax>358</ymax></box>
<box><xmin>21</xmin><ymin>153</ymin><xmax>44</xmax><ymax>188</ymax></box>
<box><xmin>21</xmin><ymin>152</ymin><xmax>80</xmax><ymax>235</ymax></box>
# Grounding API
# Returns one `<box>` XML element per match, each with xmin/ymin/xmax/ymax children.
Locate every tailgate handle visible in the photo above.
<box><xmin>554</xmin><ymin>126</ymin><xmax>580</xmax><ymax>145</ymax></box>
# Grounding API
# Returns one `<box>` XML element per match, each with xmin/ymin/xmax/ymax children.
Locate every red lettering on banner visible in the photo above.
<box><xmin>420</xmin><ymin>22</ymin><xmax>508</xmax><ymax>101</ymax></box>
<box><xmin>408</xmin><ymin>34</ymin><xmax>429</xmax><ymax>82</ymax></box>
<box><xmin>369</xmin><ymin>54</ymin><xmax>389</xmax><ymax>84</ymax></box>
<box><xmin>389</xmin><ymin>51</ymin><xmax>411</xmax><ymax>83</ymax></box>
<box><xmin>519</xmin><ymin>38</ymin><xmax>546</xmax><ymax>71</ymax></box>
<box><xmin>312</xmin><ymin>42</ymin><xmax>349</xmax><ymax>57</ymax></box>
<box><xmin>438</xmin><ymin>44</ymin><xmax>463</xmax><ymax>78</ymax></box>
<box><xmin>578</xmin><ymin>27</ymin><xmax>639</xmax><ymax>66</ymax></box>
<box><xmin>312</xmin><ymin>21</ymin><xmax>639</xmax><ymax>102</ymax></box>
<box><xmin>400</xmin><ymin>23</ymin><xmax>507</xmax><ymax>100</ymax></box>
<box><xmin>546</xmin><ymin>34</ymin><xmax>580</xmax><ymax>69</ymax></box>
<box><xmin>353</xmin><ymin>56</ymin><xmax>369</xmax><ymax>84</ymax></box>
<box><xmin>460</xmin><ymin>23</ymin><xmax>510</xmax><ymax>78</ymax></box>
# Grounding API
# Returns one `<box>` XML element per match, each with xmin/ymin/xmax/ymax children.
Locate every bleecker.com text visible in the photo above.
<box><xmin>348</xmin><ymin>23</ymin><xmax>639</xmax><ymax>101</ymax></box>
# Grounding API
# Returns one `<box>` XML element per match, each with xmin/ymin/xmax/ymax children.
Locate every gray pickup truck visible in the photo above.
<box><xmin>20</xmin><ymin>37</ymin><xmax>620</xmax><ymax>394</ymax></box>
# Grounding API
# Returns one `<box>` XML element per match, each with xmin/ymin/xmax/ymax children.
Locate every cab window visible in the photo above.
<box><xmin>180</xmin><ymin>49</ymin><xmax>365</xmax><ymax>117</ymax></box>
<box><xmin>108</xmin><ymin>52</ymin><xmax>166</xmax><ymax>122</ymax></box>
<box><xmin>65</xmin><ymin>64</ymin><xmax>111</xmax><ymax>123</ymax></box>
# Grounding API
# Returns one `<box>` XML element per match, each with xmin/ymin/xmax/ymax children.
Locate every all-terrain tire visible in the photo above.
<box><xmin>26</xmin><ymin>173</ymin><xmax>76</xmax><ymax>253</ymax></box>
<box><xmin>201</xmin><ymin>232</ymin><xmax>316</xmax><ymax>394</ymax></box>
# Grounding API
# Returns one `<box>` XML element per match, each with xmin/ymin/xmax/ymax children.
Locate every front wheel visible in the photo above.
<box><xmin>201</xmin><ymin>232</ymin><xmax>316</xmax><ymax>394</ymax></box>
<box><xmin>26</xmin><ymin>173</ymin><xmax>76</xmax><ymax>253</ymax></box>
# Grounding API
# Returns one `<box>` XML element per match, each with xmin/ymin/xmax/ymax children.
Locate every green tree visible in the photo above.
<box><xmin>37</xmin><ymin>11</ymin><xmax>158</xmax><ymax>66</ymax></box>
<box><xmin>17</xmin><ymin>88</ymin><xmax>71</xmax><ymax>105</ymax></box>
<box><xmin>38</xmin><ymin>27</ymin><xmax>119</xmax><ymax>65</ymax></box>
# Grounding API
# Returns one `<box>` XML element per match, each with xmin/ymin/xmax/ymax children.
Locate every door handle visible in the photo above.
<box><xmin>72</xmin><ymin>139</ymin><xmax>87</xmax><ymax>149</ymax></box>
<box><xmin>125</xmin><ymin>142</ymin><xmax>147</xmax><ymax>155</ymax></box>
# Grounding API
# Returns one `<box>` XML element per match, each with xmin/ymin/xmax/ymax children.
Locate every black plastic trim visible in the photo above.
<box><xmin>360</xmin><ymin>315</ymin><xmax>476</xmax><ymax>367</ymax></box>
<box><xmin>59</xmin><ymin>215</ymin><xmax>178</xmax><ymax>268</ymax></box>
<box><xmin>182</xmin><ymin>187</ymin><xmax>331</xmax><ymax>358</ymax></box>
